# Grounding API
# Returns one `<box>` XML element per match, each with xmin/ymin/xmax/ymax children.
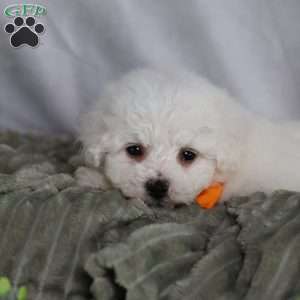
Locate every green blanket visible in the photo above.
<box><xmin>0</xmin><ymin>131</ymin><xmax>299</xmax><ymax>300</ymax></box>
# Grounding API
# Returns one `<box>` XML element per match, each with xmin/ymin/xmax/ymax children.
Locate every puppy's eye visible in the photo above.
<box><xmin>178</xmin><ymin>148</ymin><xmax>198</xmax><ymax>165</ymax></box>
<box><xmin>126</xmin><ymin>144</ymin><xmax>146</xmax><ymax>161</ymax></box>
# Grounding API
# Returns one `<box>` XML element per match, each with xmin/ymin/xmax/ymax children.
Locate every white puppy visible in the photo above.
<box><xmin>79</xmin><ymin>68</ymin><xmax>300</xmax><ymax>207</ymax></box>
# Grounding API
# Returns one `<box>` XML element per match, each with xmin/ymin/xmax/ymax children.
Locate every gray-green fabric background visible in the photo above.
<box><xmin>0</xmin><ymin>0</ymin><xmax>300</xmax><ymax>133</ymax></box>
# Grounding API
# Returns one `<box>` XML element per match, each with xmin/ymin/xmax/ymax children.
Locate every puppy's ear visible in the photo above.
<box><xmin>215</xmin><ymin>131</ymin><xmax>242</xmax><ymax>179</ymax></box>
<box><xmin>215</xmin><ymin>114</ymin><xmax>248</xmax><ymax>179</ymax></box>
<box><xmin>212</xmin><ymin>94</ymin><xmax>251</xmax><ymax>180</ymax></box>
<box><xmin>78</xmin><ymin>111</ymin><xmax>110</xmax><ymax>168</ymax></box>
<box><xmin>83</xmin><ymin>144</ymin><xmax>107</xmax><ymax>168</ymax></box>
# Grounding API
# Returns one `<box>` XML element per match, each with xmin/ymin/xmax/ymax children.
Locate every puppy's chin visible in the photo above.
<box><xmin>120</xmin><ymin>190</ymin><xmax>183</xmax><ymax>209</ymax></box>
<box><xmin>116</xmin><ymin>182</ymin><xmax>199</xmax><ymax>208</ymax></box>
<box><xmin>144</xmin><ymin>197</ymin><xmax>173</xmax><ymax>209</ymax></box>
<box><xmin>134</xmin><ymin>193</ymin><xmax>190</xmax><ymax>209</ymax></box>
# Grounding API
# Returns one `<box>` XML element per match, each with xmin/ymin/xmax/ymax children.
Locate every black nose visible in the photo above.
<box><xmin>145</xmin><ymin>178</ymin><xmax>169</xmax><ymax>200</ymax></box>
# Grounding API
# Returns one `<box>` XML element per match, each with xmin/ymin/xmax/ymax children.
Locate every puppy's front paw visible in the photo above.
<box><xmin>75</xmin><ymin>166</ymin><xmax>111</xmax><ymax>190</ymax></box>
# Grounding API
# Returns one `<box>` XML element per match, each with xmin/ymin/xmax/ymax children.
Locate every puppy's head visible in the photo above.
<box><xmin>80</xmin><ymin>69</ymin><xmax>249</xmax><ymax>206</ymax></box>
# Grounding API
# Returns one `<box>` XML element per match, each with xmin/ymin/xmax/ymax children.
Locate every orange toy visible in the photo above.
<box><xmin>195</xmin><ymin>182</ymin><xmax>224</xmax><ymax>209</ymax></box>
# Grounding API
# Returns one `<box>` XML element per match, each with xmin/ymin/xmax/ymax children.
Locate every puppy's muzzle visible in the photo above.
<box><xmin>145</xmin><ymin>178</ymin><xmax>169</xmax><ymax>202</ymax></box>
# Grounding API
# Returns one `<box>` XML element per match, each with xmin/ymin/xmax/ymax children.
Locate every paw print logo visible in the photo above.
<box><xmin>4</xmin><ymin>16</ymin><xmax>45</xmax><ymax>48</ymax></box>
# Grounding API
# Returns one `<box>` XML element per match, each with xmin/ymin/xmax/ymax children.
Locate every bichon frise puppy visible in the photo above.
<box><xmin>79</xmin><ymin>68</ymin><xmax>300</xmax><ymax>207</ymax></box>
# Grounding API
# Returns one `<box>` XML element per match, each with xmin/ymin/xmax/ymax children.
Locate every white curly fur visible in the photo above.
<box><xmin>79</xmin><ymin>68</ymin><xmax>300</xmax><ymax>206</ymax></box>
